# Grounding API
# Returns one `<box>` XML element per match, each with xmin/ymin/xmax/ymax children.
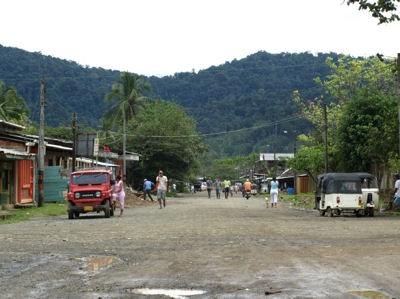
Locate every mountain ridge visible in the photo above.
<box><xmin>0</xmin><ymin>44</ymin><xmax>339</xmax><ymax>156</ymax></box>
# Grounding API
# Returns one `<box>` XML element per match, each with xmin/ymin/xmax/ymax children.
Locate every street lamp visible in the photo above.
<box><xmin>283</xmin><ymin>129</ymin><xmax>297</xmax><ymax>195</ymax></box>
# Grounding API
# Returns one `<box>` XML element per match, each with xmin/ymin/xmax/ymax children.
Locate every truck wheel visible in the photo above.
<box><xmin>104</xmin><ymin>200</ymin><xmax>111</xmax><ymax>218</ymax></box>
<box><xmin>74</xmin><ymin>212</ymin><xmax>80</xmax><ymax>219</ymax></box>
<box><xmin>326</xmin><ymin>207</ymin><xmax>334</xmax><ymax>217</ymax></box>
<box><xmin>110</xmin><ymin>203</ymin><xmax>114</xmax><ymax>217</ymax></box>
<box><xmin>68</xmin><ymin>202</ymin><xmax>74</xmax><ymax>219</ymax></box>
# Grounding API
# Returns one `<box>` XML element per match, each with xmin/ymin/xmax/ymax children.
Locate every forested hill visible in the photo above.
<box><xmin>147</xmin><ymin>51</ymin><xmax>335</xmax><ymax>133</ymax></box>
<box><xmin>0</xmin><ymin>45</ymin><xmax>120</xmax><ymax>126</ymax></box>
<box><xmin>0</xmin><ymin>45</ymin><xmax>339</xmax><ymax>156</ymax></box>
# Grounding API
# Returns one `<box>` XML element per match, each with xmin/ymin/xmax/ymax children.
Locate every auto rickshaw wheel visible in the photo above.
<box><xmin>326</xmin><ymin>207</ymin><xmax>334</xmax><ymax>217</ymax></box>
<box><xmin>368</xmin><ymin>207</ymin><xmax>374</xmax><ymax>217</ymax></box>
<box><xmin>319</xmin><ymin>209</ymin><xmax>325</xmax><ymax>216</ymax></box>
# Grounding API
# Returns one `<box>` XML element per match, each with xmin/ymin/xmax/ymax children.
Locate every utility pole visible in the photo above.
<box><xmin>397</xmin><ymin>53</ymin><xmax>400</xmax><ymax>157</ymax></box>
<box><xmin>38</xmin><ymin>77</ymin><xmax>45</xmax><ymax>207</ymax></box>
<box><xmin>323</xmin><ymin>103</ymin><xmax>328</xmax><ymax>173</ymax></box>
<box><xmin>273</xmin><ymin>122</ymin><xmax>277</xmax><ymax>162</ymax></box>
<box><xmin>293</xmin><ymin>131</ymin><xmax>297</xmax><ymax>195</ymax></box>
<box><xmin>72</xmin><ymin>113</ymin><xmax>77</xmax><ymax>172</ymax></box>
<box><xmin>122</xmin><ymin>114</ymin><xmax>126</xmax><ymax>180</ymax></box>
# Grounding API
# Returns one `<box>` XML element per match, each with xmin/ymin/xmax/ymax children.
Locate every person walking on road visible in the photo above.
<box><xmin>206</xmin><ymin>177</ymin><xmax>213</xmax><ymax>199</ymax></box>
<box><xmin>223</xmin><ymin>177</ymin><xmax>231</xmax><ymax>199</ymax></box>
<box><xmin>243</xmin><ymin>179</ymin><xmax>252</xmax><ymax>191</ymax></box>
<box><xmin>143</xmin><ymin>179</ymin><xmax>154</xmax><ymax>201</ymax></box>
<box><xmin>270</xmin><ymin>177</ymin><xmax>279</xmax><ymax>208</ymax></box>
<box><xmin>215</xmin><ymin>178</ymin><xmax>222</xmax><ymax>199</ymax></box>
<box><xmin>156</xmin><ymin>170</ymin><xmax>168</xmax><ymax>209</ymax></box>
<box><xmin>392</xmin><ymin>174</ymin><xmax>400</xmax><ymax>210</ymax></box>
<box><xmin>113</xmin><ymin>175</ymin><xmax>125</xmax><ymax>216</ymax></box>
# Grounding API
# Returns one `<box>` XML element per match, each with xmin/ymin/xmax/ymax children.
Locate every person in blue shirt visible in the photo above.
<box><xmin>143</xmin><ymin>179</ymin><xmax>155</xmax><ymax>201</ymax></box>
<box><xmin>269</xmin><ymin>177</ymin><xmax>279</xmax><ymax>208</ymax></box>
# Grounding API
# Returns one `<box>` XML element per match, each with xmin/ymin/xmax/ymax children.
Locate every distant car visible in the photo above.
<box><xmin>193</xmin><ymin>182</ymin><xmax>202</xmax><ymax>192</ymax></box>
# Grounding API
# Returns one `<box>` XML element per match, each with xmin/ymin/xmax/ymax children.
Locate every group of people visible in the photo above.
<box><xmin>142</xmin><ymin>170</ymin><xmax>169</xmax><ymax>209</ymax></box>
<box><xmin>112</xmin><ymin>173</ymin><xmax>282</xmax><ymax>216</ymax></box>
<box><xmin>200</xmin><ymin>177</ymin><xmax>280</xmax><ymax>207</ymax></box>
<box><xmin>110</xmin><ymin>170</ymin><xmax>169</xmax><ymax>217</ymax></box>
<box><xmin>212</xmin><ymin>177</ymin><xmax>233</xmax><ymax>199</ymax></box>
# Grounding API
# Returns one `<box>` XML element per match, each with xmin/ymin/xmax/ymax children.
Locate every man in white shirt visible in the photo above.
<box><xmin>393</xmin><ymin>174</ymin><xmax>400</xmax><ymax>209</ymax></box>
<box><xmin>156</xmin><ymin>170</ymin><xmax>168</xmax><ymax>209</ymax></box>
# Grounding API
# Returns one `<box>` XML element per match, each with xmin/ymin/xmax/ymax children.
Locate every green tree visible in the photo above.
<box><xmin>127</xmin><ymin>99</ymin><xmax>205</xmax><ymax>187</ymax></box>
<box><xmin>337</xmin><ymin>89</ymin><xmax>397</xmax><ymax>172</ymax></box>
<box><xmin>314</xmin><ymin>56</ymin><xmax>396</xmax><ymax>103</ymax></box>
<box><xmin>0</xmin><ymin>80</ymin><xmax>29</xmax><ymax>124</ymax></box>
<box><xmin>104</xmin><ymin>72</ymin><xmax>151</xmax><ymax>176</ymax></box>
<box><xmin>347</xmin><ymin>0</ymin><xmax>400</xmax><ymax>23</ymax></box>
<box><xmin>104</xmin><ymin>72</ymin><xmax>151</xmax><ymax>128</ymax></box>
<box><xmin>292</xmin><ymin>55</ymin><xmax>397</xmax><ymax>176</ymax></box>
<box><xmin>287</xmin><ymin>144</ymin><xmax>325</xmax><ymax>183</ymax></box>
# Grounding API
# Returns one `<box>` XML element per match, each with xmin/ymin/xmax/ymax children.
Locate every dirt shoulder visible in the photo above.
<box><xmin>0</xmin><ymin>191</ymin><xmax>399</xmax><ymax>298</ymax></box>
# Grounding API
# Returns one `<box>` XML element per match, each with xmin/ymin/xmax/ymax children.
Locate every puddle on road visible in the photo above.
<box><xmin>74</xmin><ymin>256</ymin><xmax>120</xmax><ymax>272</ymax></box>
<box><xmin>130</xmin><ymin>288</ymin><xmax>206</xmax><ymax>299</ymax></box>
<box><xmin>347</xmin><ymin>290</ymin><xmax>391</xmax><ymax>298</ymax></box>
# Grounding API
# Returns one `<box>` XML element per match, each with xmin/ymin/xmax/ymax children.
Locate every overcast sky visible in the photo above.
<box><xmin>1</xmin><ymin>0</ymin><xmax>399</xmax><ymax>77</ymax></box>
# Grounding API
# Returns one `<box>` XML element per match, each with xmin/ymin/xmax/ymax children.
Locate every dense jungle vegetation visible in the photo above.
<box><xmin>0</xmin><ymin>44</ymin><xmax>341</xmax><ymax>156</ymax></box>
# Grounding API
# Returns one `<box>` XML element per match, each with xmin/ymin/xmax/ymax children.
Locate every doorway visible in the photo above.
<box><xmin>0</xmin><ymin>161</ymin><xmax>13</xmax><ymax>206</ymax></box>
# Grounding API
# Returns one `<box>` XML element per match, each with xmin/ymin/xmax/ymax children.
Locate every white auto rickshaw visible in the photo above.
<box><xmin>315</xmin><ymin>173</ymin><xmax>378</xmax><ymax>217</ymax></box>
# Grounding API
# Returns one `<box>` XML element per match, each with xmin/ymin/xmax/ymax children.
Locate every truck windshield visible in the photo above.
<box><xmin>72</xmin><ymin>173</ymin><xmax>109</xmax><ymax>185</ymax></box>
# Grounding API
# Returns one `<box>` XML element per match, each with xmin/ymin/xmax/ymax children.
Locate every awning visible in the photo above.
<box><xmin>0</xmin><ymin>147</ymin><xmax>36</xmax><ymax>160</ymax></box>
<box><xmin>75</xmin><ymin>157</ymin><xmax>119</xmax><ymax>167</ymax></box>
<box><xmin>46</xmin><ymin>143</ymin><xmax>72</xmax><ymax>151</ymax></box>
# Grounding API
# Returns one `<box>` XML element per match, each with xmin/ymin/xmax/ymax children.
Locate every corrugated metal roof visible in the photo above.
<box><xmin>259</xmin><ymin>153</ymin><xmax>294</xmax><ymax>161</ymax></box>
<box><xmin>0</xmin><ymin>119</ymin><xmax>25</xmax><ymax>131</ymax></box>
<box><xmin>46</xmin><ymin>143</ymin><xmax>72</xmax><ymax>151</ymax></box>
<box><xmin>76</xmin><ymin>157</ymin><xmax>119</xmax><ymax>167</ymax></box>
<box><xmin>0</xmin><ymin>147</ymin><xmax>36</xmax><ymax>160</ymax></box>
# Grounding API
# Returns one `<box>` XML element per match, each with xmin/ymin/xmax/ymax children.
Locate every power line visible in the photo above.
<box><xmin>97</xmin><ymin>114</ymin><xmax>302</xmax><ymax>140</ymax></box>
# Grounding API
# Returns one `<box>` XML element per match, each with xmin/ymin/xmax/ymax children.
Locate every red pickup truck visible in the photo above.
<box><xmin>67</xmin><ymin>169</ymin><xmax>114</xmax><ymax>219</ymax></box>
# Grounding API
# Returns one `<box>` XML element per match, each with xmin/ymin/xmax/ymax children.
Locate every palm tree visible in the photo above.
<box><xmin>104</xmin><ymin>72</ymin><xmax>151</xmax><ymax>177</ymax></box>
<box><xmin>0</xmin><ymin>80</ymin><xmax>29</xmax><ymax>123</ymax></box>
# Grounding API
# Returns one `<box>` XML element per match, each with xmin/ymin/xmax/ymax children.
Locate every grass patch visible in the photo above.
<box><xmin>279</xmin><ymin>193</ymin><xmax>315</xmax><ymax>209</ymax></box>
<box><xmin>167</xmin><ymin>190</ymin><xmax>179</xmax><ymax>197</ymax></box>
<box><xmin>0</xmin><ymin>202</ymin><xmax>67</xmax><ymax>225</ymax></box>
<box><xmin>253</xmin><ymin>192</ymin><xmax>315</xmax><ymax>209</ymax></box>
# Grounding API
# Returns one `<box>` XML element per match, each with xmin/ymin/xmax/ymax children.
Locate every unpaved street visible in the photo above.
<box><xmin>1</xmin><ymin>192</ymin><xmax>400</xmax><ymax>298</ymax></box>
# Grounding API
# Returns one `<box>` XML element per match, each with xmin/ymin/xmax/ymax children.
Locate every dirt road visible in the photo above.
<box><xmin>1</xmin><ymin>191</ymin><xmax>400</xmax><ymax>298</ymax></box>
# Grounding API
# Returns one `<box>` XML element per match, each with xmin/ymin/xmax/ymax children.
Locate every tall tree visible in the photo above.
<box><xmin>127</xmin><ymin>99</ymin><xmax>205</xmax><ymax>187</ymax></box>
<box><xmin>287</xmin><ymin>145</ymin><xmax>325</xmax><ymax>184</ymax></box>
<box><xmin>337</xmin><ymin>88</ymin><xmax>397</xmax><ymax>173</ymax></box>
<box><xmin>347</xmin><ymin>0</ymin><xmax>400</xmax><ymax>24</ymax></box>
<box><xmin>0</xmin><ymin>80</ymin><xmax>29</xmax><ymax>124</ymax></box>
<box><xmin>104</xmin><ymin>72</ymin><xmax>151</xmax><ymax>177</ymax></box>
